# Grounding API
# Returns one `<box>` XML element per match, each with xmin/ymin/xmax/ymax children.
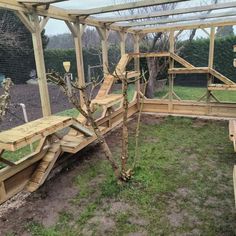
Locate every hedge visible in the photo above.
<box><xmin>44</xmin><ymin>35</ymin><xmax>236</xmax><ymax>85</ymax></box>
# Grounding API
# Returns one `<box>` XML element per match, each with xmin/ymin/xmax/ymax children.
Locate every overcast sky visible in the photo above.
<box><xmin>45</xmin><ymin>0</ymin><xmax>113</xmax><ymax>35</ymax></box>
<box><xmin>45</xmin><ymin>0</ymin><xmax>231</xmax><ymax>36</ymax></box>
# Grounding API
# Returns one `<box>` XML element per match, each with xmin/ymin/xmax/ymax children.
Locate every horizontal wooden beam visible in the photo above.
<box><xmin>97</xmin><ymin>1</ymin><xmax>236</xmax><ymax>23</ymax></box>
<box><xmin>169</xmin><ymin>67</ymin><xmax>209</xmax><ymax>74</ymax></box>
<box><xmin>118</xmin><ymin>10</ymin><xmax>236</xmax><ymax>28</ymax></box>
<box><xmin>143</xmin><ymin>99</ymin><xmax>236</xmax><ymax>118</ymax></box>
<box><xmin>18</xmin><ymin>0</ymin><xmax>68</xmax><ymax>6</ymax></box>
<box><xmin>130</xmin><ymin>17</ymin><xmax>236</xmax><ymax>34</ymax></box>
<box><xmin>208</xmin><ymin>84</ymin><xmax>236</xmax><ymax>91</ymax></box>
<box><xmin>68</xmin><ymin>0</ymin><xmax>188</xmax><ymax>16</ymax></box>
<box><xmin>129</xmin><ymin>52</ymin><xmax>170</xmax><ymax>58</ymax></box>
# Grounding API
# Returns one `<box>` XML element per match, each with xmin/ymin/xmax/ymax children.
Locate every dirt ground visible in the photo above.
<box><xmin>0</xmin><ymin>115</ymin><xmax>235</xmax><ymax>236</ymax></box>
<box><xmin>0</xmin><ymin>84</ymin><xmax>72</xmax><ymax>131</ymax></box>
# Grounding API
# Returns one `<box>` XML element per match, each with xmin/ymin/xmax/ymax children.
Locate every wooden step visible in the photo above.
<box><xmin>114</xmin><ymin>54</ymin><xmax>130</xmax><ymax>74</ymax></box>
<box><xmin>26</xmin><ymin>143</ymin><xmax>61</xmax><ymax>192</ymax></box>
<box><xmin>91</xmin><ymin>94</ymin><xmax>123</xmax><ymax>106</ymax></box>
<box><xmin>97</xmin><ymin>75</ymin><xmax>115</xmax><ymax>97</ymax></box>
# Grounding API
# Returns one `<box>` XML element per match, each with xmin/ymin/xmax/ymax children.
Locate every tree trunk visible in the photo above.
<box><xmin>145</xmin><ymin>57</ymin><xmax>159</xmax><ymax>98</ymax></box>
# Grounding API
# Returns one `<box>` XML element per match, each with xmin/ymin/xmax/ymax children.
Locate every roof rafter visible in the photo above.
<box><xmin>68</xmin><ymin>0</ymin><xmax>189</xmax><ymax>16</ymax></box>
<box><xmin>96</xmin><ymin>1</ymin><xmax>236</xmax><ymax>23</ymax></box>
<box><xmin>117</xmin><ymin>10</ymin><xmax>236</xmax><ymax>28</ymax></box>
<box><xmin>18</xmin><ymin>0</ymin><xmax>67</xmax><ymax>7</ymax></box>
<box><xmin>129</xmin><ymin>17</ymin><xmax>236</xmax><ymax>34</ymax></box>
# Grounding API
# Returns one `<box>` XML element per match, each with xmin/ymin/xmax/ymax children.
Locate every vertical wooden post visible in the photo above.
<box><xmin>74</xmin><ymin>21</ymin><xmax>86</xmax><ymax>106</ymax></box>
<box><xmin>168</xmin><ymin>30</ymin><xmax>175</xmax><ymax>112</ymax></box>
<box><xmin>134</xmin><ymin>34</ymin><xmax>141</xmax><ymax>107</ymax></box>
<box><xmin>65</xmin><ymin>20</ymin><xmax>86</xmax><ymax>106</ymax></box>
<box><xmin>0</xmin><ymin>181</ymin><xmax>7</xmax><ymax>203</ymax></box>
<box><xmin>208</xmin><ymin>27</ymin><xmax>215</xmax><ymax>68</ymax></box>
<box><xmin>97</xmin><ymin>27</ymin><xmax>109</xmax><ymax>76</ymax></box>
<box><xmin>207</xmin><ymin>27</ymin><xmax>215</xmax><ymax>108</ymax></box>
<box><xmin>31</xmin><ymin>14</ymin><xmax>51</xmax><ymax>116</ymax></box>
<box><xmin>119</xmin><ymin>32</ymin><xmax>127</xmax><ymax>56</ymax></box>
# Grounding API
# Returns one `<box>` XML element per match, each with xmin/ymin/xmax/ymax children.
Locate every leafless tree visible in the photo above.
<box><xmin>0</xmin><ymin>78</ymin><xmax>13</xmax><ymax>122</ymax></box>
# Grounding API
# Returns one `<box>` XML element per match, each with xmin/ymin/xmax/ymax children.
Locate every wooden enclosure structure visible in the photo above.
<box><xmin>0</xmin><ymin>0</ymin><xmax>236</xmax><ymax>204</ymax></box>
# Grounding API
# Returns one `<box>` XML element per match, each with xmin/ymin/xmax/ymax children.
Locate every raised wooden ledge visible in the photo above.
<box><xmin>0</xmin><ymin>116</ymin><xmax>94</xmax><ymax>152</ymax></box>
<box><xmin>0</xmin><ymin>116</ymin><xmax>74</xmax><ymax>152</ymax></box>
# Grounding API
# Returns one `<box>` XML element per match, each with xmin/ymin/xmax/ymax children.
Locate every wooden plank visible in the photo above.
<box><xmin>131</xmin><ymin>17</ymin><xmax>236</xmax><ymax>34</ymax></box>
<box><xmin>0</xmin><ymin>116</ymin><xmax>72</xmax><ymax>151</ymax></box>
<box><xmin>114</xmin><ymin>54</ymin><xmax>130</xmax><ymax>75</ymax></box>
<box><xmin>0</xmin><ymin>182</ymin><xmax>6</xmax><ymax>202</ymax></box>
<box><xmin>117</xmin><ymin>10</ymin><xmax>236</xmax><ymax>28</ymax></box>
<box><xmin>208</xmin><ymin>84</ymin><xmax>236</xmax><ymax>91</ymax></box>
<box><xmin>229</xmin><ymin>120</ymin><xmax>236</xmax><ymax>141</ymax></box>
<box><xmin>70</xmin><ymin>120</ymin><xmax>94</xmax><ymax>137</ymax></box>
<box><xmin>233</xmin><ymin>166</ymin><xmax>236</xmax><ymax>207</ymax></box>
<box><xmin>129</xmin><ymin>52</ymin><xmax>170</xmax><ymax>58</ymax></box>
<box><xmin>97</xmin><ymin>1</ymin><xmax>236</xmax><ymax>23</ymax></box>
<box><xmin>0</xmin><ymin>157</ymin><xmax>15</xmax><ymax>166</ymax></box>
<box><xmin>142</xmin><ymin>99</ymin><xmax>236</xmax><ymax>118</ymax></box>
<box><xmin>209</xmin><ymin>68</ymin><xmax>235</xmax><ymax>85</ymax></box>
<box><xmin>68</xmin><ymin>0</ymin><xmax>188</xmax><ymax>16</ymax></box>
<box><xmin>73</xmin><ymin>20</ymin><xmax>85</xmax><ymax>106</ymax></box>
<box><xmin>168</xmin><ymin>67</ymin><xmax>209</xmax><ymax>74</ymax></box>
<box><xmin>31</xmin><ymin>13</ymin><xmax>51</xmax><ymax>116</ymax></box>
<box><xmin>92</xmin><ymin>94</ymin><xmax>123</xmax><ymax>106</ymax></box>
<box><xmin>170</xmin><ymin>53</ymin><xmax>195</xmax><ymax>68</ymax></box>
<box><xmin>96</xmin><ymin>75</ymin><xmax>115</xmax><ymax>97</ymax></box>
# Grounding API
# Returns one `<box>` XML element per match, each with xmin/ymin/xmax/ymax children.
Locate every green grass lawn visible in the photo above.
<box><xmin>24</xmin><ymin>116</ymin><xmax>236</xmax><ymax>236</ymax></box>
<box><xmin>155</xmin><ymin>85</ymin><xmax>236</xmax><ymax>102</ymax></box>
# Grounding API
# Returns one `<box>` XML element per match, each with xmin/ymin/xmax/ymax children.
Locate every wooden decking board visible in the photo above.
<box><xmin>0</xmin><ymin>116</ymin><xmax>73</xmax><ymax>151</ymax></box>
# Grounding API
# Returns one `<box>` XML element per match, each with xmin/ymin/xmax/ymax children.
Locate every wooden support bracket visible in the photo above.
<box><xmin>15</xmin><ymin>11</ymin><xmax>35</xmax><ymax>33</ymax></box>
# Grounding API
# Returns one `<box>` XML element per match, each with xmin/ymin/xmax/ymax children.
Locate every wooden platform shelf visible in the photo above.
<box><xmin>0</xmin><ymin>116</ymin><xmax>74</xmax><ymax>152</ymax></box>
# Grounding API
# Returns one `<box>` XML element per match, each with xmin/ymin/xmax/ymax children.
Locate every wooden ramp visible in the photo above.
<box><xmin>76</xmin><ymin>53</ymin><xmax>138</xmax><ymax>124</ymax></box>
<box><xmin>26</xmin><ymin>143</ymin><xmax>61</xmax><ymax>192</ymax></box>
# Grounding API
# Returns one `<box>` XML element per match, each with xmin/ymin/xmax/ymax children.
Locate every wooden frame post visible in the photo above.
<box><xmin>119</xmin><ymin>32</ymin><xmax>127</xmax><ymax>56</ymax></box>
<box><xmin>168</xmin><ymin>30</ymin><xmax>175</xmax><ymax>112</ymax></box>
<box><xmin>65</xmin><ymin>20</ymin><xmax>86</xmax><ymax>106</ymax></box>
<box><xmin>134</xmin><ymin>34</ymin><xmax>141</xmax><ymax>107</ymax></box>
<box><xmin>207</xmin><ymin>27</ymin><xmax>216</xmax><ymax>105</ymax></box>
<box><xmin>30</xmin><ymin>13</ymin><xmax>51</xmax><ymax>116</ymax></box>
<box><xmin>97</xmin><ymin>27</ymin><xmax>109</xmax><ymax>75</ymax></box>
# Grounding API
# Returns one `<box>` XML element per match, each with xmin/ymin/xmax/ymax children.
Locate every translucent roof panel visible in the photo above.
<box><xmin>53</xmin><ymin>0</ymin><xmax>116</xmax><ymax>10</ymax></box>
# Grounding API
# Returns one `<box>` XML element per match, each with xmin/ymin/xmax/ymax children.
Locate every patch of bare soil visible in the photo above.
<box><xmin>0</xmin><ymin>115</ymin><xmax>159</xmax><ymax>235</ymax></box>
<box><xmin>0</xmin><ymin>145</ymin><xmax>98</xmax><ymax>235</ymax></box>
<box><xmin>0</xmin><ymin>84</ymin><xmax>72</xmax><ymax>131</ymax></box>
